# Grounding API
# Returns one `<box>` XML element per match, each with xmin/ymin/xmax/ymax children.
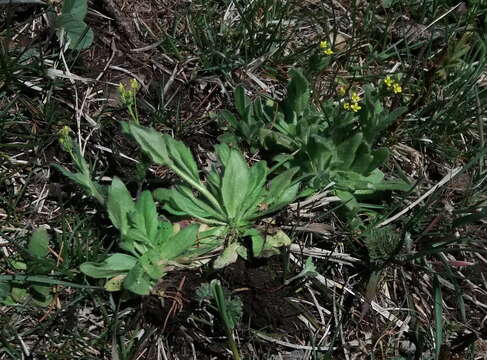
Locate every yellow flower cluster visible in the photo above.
<box><xmin>118</xmin><ymin>78</ymin><xmax>140</xmax><ymax>106</ymax></box>
<box><xmin>319</xmin><ymin>41</ymin><xmax>334</xmax><ymax>55</ymax></box>
<box><xmin>343</xmin><ymin>91</ymin><xmax>362</xmax><ymax>112</ymax></box>
<box><xmin>384</xmin><ymin>75</ymin><xmax>402</xmax><ymax>94</ymax></box>
<box><xmin>58</xmin><ymin>126</ymin><xmax>73</xmax><ymax>153</ymax></box>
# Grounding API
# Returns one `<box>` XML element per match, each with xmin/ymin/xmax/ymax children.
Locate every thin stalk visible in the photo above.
<box><xmin>225</xmin><ymin>327</ymin><xmax>241</xmax><ymax>360</ymax></box>
<box><xmin>169</xmin><ymin>165</ymin><xmax>225</xmax><ymax>218</ymax></box>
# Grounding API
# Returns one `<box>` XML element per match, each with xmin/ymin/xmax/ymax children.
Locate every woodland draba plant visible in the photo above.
<box><xmin>79</xmin><ymin>180</ymin><xmax>201</xmax><ymax>295</ymax></box>
<box><xmin>122</xmin><ymin>122</ymin><xmax>302</xmax><ymax>268</ymax></box>
<box><xmin>219</xmin><ymin>69</ymin><xmax>410</xmax><ymax>213</ymax></box>
<box><xmin>54</xmin><ymin>120</ymin><xmax>302</xmax><ymax>294</ymax></box>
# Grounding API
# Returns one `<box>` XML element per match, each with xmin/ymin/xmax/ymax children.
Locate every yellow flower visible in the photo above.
<box><xmin>118</xmin><ymin>82</ymin><xmax>126</xmax><ymax>93</ymax></box>
<box><xmin>392</xmin><ymin>82</ymin><xmax>402</xmax><ymax>94</ymax></box>
<box><xmin>351</xmin><ymin>92</ymin><xmax>361</xmax><ymax>103</ymax></box>
<box><xmin>323</xmin><ymin>48</ymin><xmax>334</xmax><ymax>55</ymax></box>
<box><xmin>350</xmin><ymin>102</ymin><xmax>362</xmax><ymax>112</ymax></box>
<box><xmin>338</xmin><ymin>86</ymin><xmax>347</xmax><ymax>96</ymax></box>
<box><xmin>320</xmin><ymin>41</ymin><xmax>329</xmax><ymax>49</ymax></box>
<box><xmin>343</xmin><ymin>102</ymin><xmax>351</xmax><ymax>110</ymax></box>
<box><xmin>384</xmin><ymin>75</ymin><xmax>393</xmax><ymax>88</ymax></box>
<box><xmin>129</xmin><ymin>78</ymin><xmax>140</xmax><ymax>90</ymax></box>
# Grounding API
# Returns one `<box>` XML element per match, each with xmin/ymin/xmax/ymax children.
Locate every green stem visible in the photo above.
<box><xmin>169</xmin><ymin>166</ymin><xmax>225</xmax><ymax>219</ymax></box>
<box><xmin>225</xmin><ymin>327</ymin><xmax>241</xmax><ymax>360</ymax></box>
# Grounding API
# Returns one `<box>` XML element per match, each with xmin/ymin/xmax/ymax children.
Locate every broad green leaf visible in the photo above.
<box><xmin>240</xmin><ymin>161</ymin><xmax>267</xmax><ymax>216</ymax></box>
<box><xmin>124</xmin><ymin>228</ymin><xmax>151</xmax><ymax>246</ymax></box>
<box><xmin>31</xmin><ymin>284</ymin><xmax>51</xmax><ymax>300</ymax></box>
<box><xmin>28</xmin><ymin>229</ymin><xmax>49</xmax><ymax>258</ymax></box>
<box><xmin>335</xmin><ymin>190</ymin><xmax>360</xmax><ymax>212</ymax></box>
<box><xmin>51</xmin><ymin>165</ymin><xmax>91</xmax><ymax>191</ymax></box>
<box><xmin>336</xmin><ymin>133</ymin><xmax>363</xmax><ymax>170</ymax></box>
<box><xmin>28</xmin><ymin>258</ymin><xmax>55</xmax><ymax>275</ymax></box>
<box><xmin>163</xmin><ymin>186</ymin><xmax>226</xmax><ymax>223</ymax></box>
<box><xmin>123</xmin><ymin>263</ymin><xmax>153</xmax><ymax>295</ymax></box>
<box><xmin>121</xmin><ymin>122</ymin><xmax>169</xmax><ymax>165</ymax></box>
<box><xmin>166</xmin><ymin>135</ymin><xmax>201</xmax><ymax>183</ymax></box>
<box><xmin>261</xmin><ymin>230</ymin><xmax>292</xmax><ymax>257</ymax></box>
<box><xmin>56</xmin><ymin>15</ymin><xmax>93</xmax><ymax>50</ymax></box>
<box><xmin>265</xmin><ymin>182</ymin><xmax>300</xmax><ymax>214</ymax></box>
<box><xmin>221</xmin><ymin>150</ymin><xmax>250</xmax><ymax>220</ymax></box>
<box><xmin>11</xmin><ymin>261</ymin><xmax>27</xmax><ymax>270</ymax></box>
<box><xmin>0</xmin><ymin>282</ymin><xmax>11</xmax><ymax>301</ymax></box>
<box><xmin>349</xmin><ymin>144</ymin><xmax>374</xmax><ymax>175</ymax></box>
<box><xmin>134</xmin><ymin>191</ymin><xmax>159</xmax><ymax>243</ymax></box>
<box><xmin>107</xmin><ymin>177</ymin><xmax>135</xmax><ymax>235</ymax></box>
<box><xmin>220</xmin><ymin>110</ymin><xmax>239</xmax><ymax>128</ymax></box>
<box><xmin>104</xmin><ymin>275</ymin><xmax>125</xmax><ymax>292</ymax></box>
<box><xmin>11</xmin><ymin>286</ymin><xmax>28</xmax><ymax>303</ymax></box>
<box><xmin>138</xmin><ymin>252</ymin><xmax>164</xmax><ymax>280</ymax></box>
<box><xmin>214</xmin><ymin>242</ymin><xmax>240</xmax><ymax>269</ymax></box>
<box><xmin>206</xmin><ymin>169</ymin><xmax>223</xmax><ymax>196</ymax></box>
<box><xmin>266</xmin><ymin>167</ymin><xmax>299</xmax><ymax>204</ymax></box>
<box><xmin>80</xmin><ymin>253</ymin><xmax>137</xmax><ymax>279</ymax></box>
<box><xmin>155</xmin><ymin>221</ymin><xmax>173</xmax><ymax>246</ymax></box>
<box><xmin>62</xmin><ymin>0</ymin><xmax>87</xmax><ymax>19</ymax></box>
<box><xmin>215</xmin><ymin>144</ymin><xmax>231</xmax><ymax>168</ymax></box>
<box><xmin>234</xmin><ymin>86</ymin><xmax>250</xmax><ymax>115</ymax></box>
<box><xmin>159</xmin><ymin>224</ymin><xmax>198</xmax><ymax>260</ymax></box>
<box><xmin>366</xmin><ymin>148</ymin><xmax>389</xmax><ymax>174</ymax></box>
<box><xmin>283</xmin><ymin>69</ymin><xmax>310</xmax><ymax>117</ymax></box>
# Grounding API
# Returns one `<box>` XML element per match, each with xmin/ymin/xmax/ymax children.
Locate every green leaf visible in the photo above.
<box><xmin>266</xmin><ymin>167</ymin><xmax>298</xmax><ymax>204</ymax></box>
<box><xmin>221</xmin><ymin>149</ymin><xmax>250</xmax><ymax>220</ymax></box>
<box><xmin>163</xmin><ymin>186</ymin><xmax>226</xmax><ymax>223</ymax></box>
<box><xmin>335</xmin><ymin>190</ymin><xmax>360</xmax><ymax>212</ymax></box>
<box><xmin>433</xmin><ymin>275</ymin><xmax>443</xmax><ymax>360</ymax></box>
<box><xmin>123</xmin><ymin>263</ymin><xmax>153</xmax><ymax>295</ymax></box>
<box><xmin>166</xmin><ymin>136</ymin><xmax>201</xmax><ymax>184</ymax></box>
<box><xmin>121</xmin><ymin>122</ymin><xmax>170</xmax><ymax>165</ymax></box>
<box><xmin>107</xmin><ymin>177</ymin><xmax>135</xmax><ymax>235</ymax></box>
<box><xmin>234</xmin><ymin>86</ymin><xmax>250</xmax><ymax>115</ymax></box>
<box><xmin>155</xmin><ymin>221</ymin><xmax>173</xmax><ymax>246</ymax></box>
<box><xmin>336</xmin><ymin>133</ymin><xmax>363</xmax><ymax>170</ymax></box>
<box><xmin>215</xmin><ymin>143</ymin><xmax>232</xmax><ymax>168</ymax></box>
<box><xmin>220</xmin><ymin>110</ymin><xmax>239</xmax><ymax>128</ymax></box>
<box><xmin>0</xmin><ymin>282</ymin><xmax>11</xmax><ymax>301</ymax></box>
<box><xmin>51</xmin><ymin>164</ymin><xmax>91</xmax><ymax>192</ymax></box>
<box><xmin>104</xmin><ymin>275</ymin><xmax>125</xmax><ymax>292</ymax></box>
<box><xmin>138</xmin><ymin>252</ymin><xmax>164</xmax><ymax>280</ymax></box>
<box><xmin>28</xmin><ymin>229</ymin><xmax>49</xmax><ymax>258</ymax></box>
<box><xmin>240</xmin><ymin>161</ymin><xmax>267</xmax><ymax>216</ymax></box>
<box><xmin>214</xmin><ymin>242</ymin><xmax>240</xmax><ymax>269</ymax></box>
<box><xmin>56</xmin><ymin>15</ymin><xmax>93</xmax><ymax>50</ymax></box>
<box><xmin>11</xmin><ymin>286</ymin><xmax>28</xmax><ymax>303</ymax></box>
<box><xmin>283</xmin><ymin>69</ymin><xmax>310</xmax><ymax>117</ymax></box>
<box><xmin>266</xmin><ymin>182</ymin><xmax>300</xmax><ymax>214</ymax></box>
<box><xmin>80</xmin><ymin>253</ymin><xmax>138</xmax><ymax>279</ymax></box>
<box><xmin>62</xmin><ymin>0</ymin><xmax>87</xmax><ymax>19</ymax></box>
<box><xmin>134</xmin><ymin>191</ymin><xmax>159</xmax><ymax>243</ymax></box>
<box><xmin>11</xmin><ymin>261</ymin><xmax>27</xmax><ymax>270</ymax></box>
<box><xmin>159</xmin><ymin>224</ymin><xmax>198</xmax><ymax>260</ymax></box>
<box><xmin>31</xmin><ymin>284</ymin><xmax>51</xmax><ymax>302</ymax></box>
<box><xmin>261</xmin><ymin>230</ymin><xmax>292</xmax><ymax>257</ymax></box>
